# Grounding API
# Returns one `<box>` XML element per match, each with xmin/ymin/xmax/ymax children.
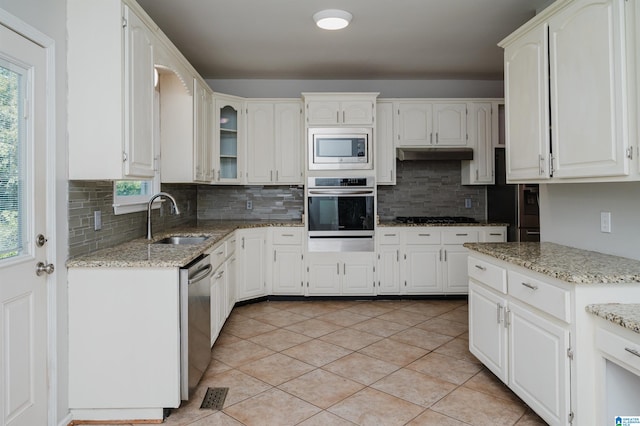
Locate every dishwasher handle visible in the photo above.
<box><xmin>189</xmin><ymin>264</ymin><xmax>213</xmax><ymax>285</ymax></box>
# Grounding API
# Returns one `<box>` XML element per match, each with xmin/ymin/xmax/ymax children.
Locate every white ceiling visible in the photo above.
<box><xmin>136</xmin><ymin>0</ymin><xmax>551</xmax><ymax>80</ymax></box>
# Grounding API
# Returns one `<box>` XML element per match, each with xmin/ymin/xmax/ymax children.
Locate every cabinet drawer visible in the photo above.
<box><xmin>481</xmin><ymin>229</ymin><xmax>506</xmax><ymax>242</ymax></box>
<box><xmin>209</xmin><ymin>242</ymin><xmax>227</xmax><ymax>270</ymax></box>
<box><xmin>406</xmin><ymin>230</ymin><xmax>441</xmax><ymax>244</ymax></box>
<box><xmin>378</xmin><ymin>231</ymin><xmax>401</xmax><ymax>245</ymax></box>
<box><xmin>225</xmin><ymin>235</ymin><xmax>237</xmax><ymax>256</ymax></box>
<box><xmin>468</xmin><ymin>257</ymin><xmax>507</xmax><ymax>294</ymax></box>
<box><xmin>596</xmin><ymin>326</ymin><xmax>640</xmax><ymax>374</ymax></box>
<box><xmin>443</xmin><ymin>230</ymin><xmax>478</xmax><ymax>244</ymax></box>
<box><xmin>272</xmin><ymin>228</ymin><xmax>303</xmax><ymax>245</ymax></box>
<box><xmin>508</xmin><ymin>270</ymin><xmax>570</xmax><ymax>323</ymax></box>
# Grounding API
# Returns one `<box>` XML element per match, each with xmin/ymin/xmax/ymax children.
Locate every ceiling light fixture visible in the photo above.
<box><xmin>313</xmin><ymin>9</ymin><xmax>352</xmax><ymax>30</ymax></box>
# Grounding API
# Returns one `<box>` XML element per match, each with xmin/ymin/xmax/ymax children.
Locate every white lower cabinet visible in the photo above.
<box><xmin>403</xmin><ymin>245</ymin><xmax>441</xmax><ymax>293</ymax></box>
<box><xmin>210</xmin><ymin>263</ymin><xmax>226</xmax><ymax>345</ymax></box>
<box><xmin>271</xmin><ymin>228</ymin><xmax>304</xmax><ymax>295</ymax></box>
<box><xmin>508</xmin><ymin>301</ymin><xmax>570</xmax><ymax>425</ymax></box>
<box><xmin>236</xmin><ymin>228</ymin><xmax>267</xmax><ymax>301</ymax></box>
<box><xmin>467</xmin><ymin>251</ymin><xmax>640</xmax><ymax>425</ymax></box>
<box><xmin>306</xmin><ymin>252</ymin><xmax>375</xmax><ymax>296</ymax></box>
<box><xmin>68</xmin><ymin>268</ymin><xmax>181</xmax><ymax>419</ymax></box>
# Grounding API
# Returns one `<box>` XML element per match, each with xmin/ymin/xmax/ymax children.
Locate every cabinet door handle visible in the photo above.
<box><xmin>384</xmin><ymin>233</ymin><xmax>397</xmax><ymax>237</ymax></box>
<box><xmin>439</xmin><ymin>249</ymin><xmax>442</xmax><ymax>261</ymax></box>
<box><xmin>435</xmin><ymin>132</ymin><xmax>439</xmax><ymax>144</ymax></box>
<box><xmin>504</xmin><ymin>308</ymin><xmax>510</xmax><ymax>328</ymax></box>
<box><xmin>430</xmin><ymin>133</ymin><xmax>433</xmax><ymax>144</ymax></box>
<box><xmin>418</xmin><ymin>233</ymin><xmax>431</xmax><ymax>237</ymax></box>
<box><xmin>342</xmin><ymin>110</ymin><xmax>345</xmax><ymax>123</ymax></box>
<box><xmin>343</xmin><ymin>263</ymin><xmax>346</xmax><ymax>274</ymax></box>
<box><xmin>241</xmin><ymin>237</ymin><xmax>245</xmax><ymax>249</ymax></box>
<box><xmin>217</xmin><ymin>170</ymin><xmax>220</xmax><ymax>181</ymax></box>
<box><xmin>521</xmin><ymin>282</ymin><xmax>538</xmax><ymax>291</ymax></box>
<box><xmin>276</xmin><ymin>170</ymin><xmax>279</xmax><ymax>181</ymax></box>
<box><xmin>474</xmin><ymin>264</ymin><xmax>486</xmax><ymax>271</ymax></box>
<box><xmin>337</xmin><ymin>111</ymin><xmax>340</xmax><ymax>122</ymax></box>
<box><xmin>215</xmin><ymin>270</ymin><xmax>225</xmax><ymax>279</ymax></box>
<box><xmin>396</xmin><ymin>250</ymin><xmax>399</xmax><ymax>262</ymax></box>
<box><xmin>281</xmin><ymin>233</ymin><xmax>294</xmax><ymax>237</ymax></box>
<box><xmin>496</xmin><ymin>303</ymin><xmax>502</xmax><ymax>324</ymax></box>
<box><xmin>489</xmin><ymin>233</ymin><xmax>502</xmax><ymax>236</ymax></box>
<box><xmin>625</xmin><ymin>347</ymin><xmax>640</xmax><ymax>358</ymax></box>
<box><xmin>270</xmin><ymin>170</ymin><xmax>273</xmax><ymax>181</ymax></box>
<box><xmin>444</xmin><ymin>249</ymin><xmax>447</xmax><ymax>262</ymax></box>
<box><xmin>456</xmin><ymin>233</ymin><xmax>468</xmax><ymax>236</ymax></box>
<box><xmin>274</xmin><ymin>250</ymin><xmax>276</xmax><ymax>262</ymax></box>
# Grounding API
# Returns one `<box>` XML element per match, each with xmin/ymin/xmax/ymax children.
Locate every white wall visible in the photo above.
<box><xmin>206</xmin><ymin>78</ymin><xmax>504</xmax><ymax>99</ymax></box>
<box><xmin>539</xmin><ymin>182</ymin><xmax>640</xmax><ymax>260</ymax></box>
<box><xmin>0</xmin><ymin>1</ymin><xmax>69</xmax><ymax>424</ymax></box>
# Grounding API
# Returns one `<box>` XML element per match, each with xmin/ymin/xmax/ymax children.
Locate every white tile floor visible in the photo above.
<box><xmin>77</xmin><ymin>299</ymin><xmax>549</xmax><ymax>426</ymax></box>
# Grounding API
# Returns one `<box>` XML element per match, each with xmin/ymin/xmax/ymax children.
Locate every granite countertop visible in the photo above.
<box><xmin>586</xmin><ymin>303</ymin><xmax>640</xmax><ymax>334</ymax></box>
<box><xmin>378</xmin><ymin>221</ymin><xmax>509</xmax><ymax>227</ymax></box>
<box><xmin>464</xmin><ymin>242</ymin><xmax>640</xmax><ymax>284</ymax></box>
<box><xmin>67</xmin><ymin>220</ymin><xmax>303</xmax><ymax>269</ymax></box>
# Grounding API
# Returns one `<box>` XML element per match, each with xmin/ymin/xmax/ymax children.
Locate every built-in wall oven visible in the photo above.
<box><xmin>307</xmin><ymin>176</ymin><xmax>375</xmax><ymax>252</ymax></box>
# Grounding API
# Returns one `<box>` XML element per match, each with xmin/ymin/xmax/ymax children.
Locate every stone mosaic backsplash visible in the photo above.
<box><xmin>377</xmin><ymin>160</ymin><xmax>485</xmax><ymax>221</ymax></box>
<box><xmin>68</xmin><ymin>181</ymin><xmax>196</xmax><ymax>258</ymax></box>
<box><xmin>68</xmin><ymin>161</ymin><xmax>485</xmax><ymax>257</ymax></box>
<box><xmin>197</xmin><ymin>185</ymin><xmax>304</xmax><ymax>221</ymax></box>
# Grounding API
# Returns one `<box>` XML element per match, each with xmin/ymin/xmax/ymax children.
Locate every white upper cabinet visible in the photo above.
<box><xmin>462</xmin><ymin>102</ymin><xmax>496</xmax><ymax>185</ymax></box>
<box><xmin>501</xmin><ymin>0</ymin><xmax>635</xmax><ymax>183</ymax></box>
<box><xmin>123</xmin><ymin>6</ymin><xmax>156</xmax><ymax>178</ymax></box>
<box><xmin>503</xmin><ymin>23</ymin><xmax>551</xmax><ymax>181</ymax></box>
<box><xmin>303</xmin><ymin>93</ymin><xmax>378</xmax><ymax>126</ymax></box>
<box><xmin>396</xmin><ymin>101</ymin><xmax>468</xmax><ymax>147</ymax></box>
<box><xmin>68</xmin><ymin>0</ymin><xmax>158</xmax><ymax>179</ymax></box>
<box><xmin>246</xmin><ymin>100</ymin><xmax>303</xmax><ymax>185</ymax></box>
<box><xmin>194</xmin><ymin>80</ymin><xmax>214</xmax><ymax>182</ymax></box>
<box><xmin>376</xmin><ymin>102</ymin><xmax>396</xmax><ymax>185</ymax></box>
<box><xmin>549</xmin><ymin>0</ymin><xmax>628</xmax><ymax>179</ymax></box>
<box><xmin>214</xmin><ymin>94</ymin><xmax>245</xmax><ymax>184</ymax></box>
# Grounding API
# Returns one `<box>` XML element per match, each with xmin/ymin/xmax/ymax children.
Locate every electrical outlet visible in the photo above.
<box><xmin>600</xmin><ymin>211</ymin><xmax>611</xmax><ymax>233</ymax></box>
<box><xmin>246</xmin><ymin>200</ymin><xmax>253</xmax><ymax>210</ymax></box>
<box><xmin>94</xmin><ymin>210</ymin><xmax>102</xmax><ymax>231</ymax></box>
<box><xmin>464</xmin><ymin>198</ymin><xmax>472</xmax><ymax>209</ymax></box>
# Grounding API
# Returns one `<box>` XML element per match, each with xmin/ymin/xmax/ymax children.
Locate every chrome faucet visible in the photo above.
<box><xmin>147</xmin><ymin>192</ymin><xmax>181</xmax><ymax>240</ymax></box>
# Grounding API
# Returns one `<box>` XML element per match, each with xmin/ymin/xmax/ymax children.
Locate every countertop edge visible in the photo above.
<box><xmin>586</xmin><ymin>303</ymin><xmax>640</xmax><ymax>334</ymax></box>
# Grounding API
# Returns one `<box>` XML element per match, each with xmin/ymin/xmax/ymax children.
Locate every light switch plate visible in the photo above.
<box><xmin>600</xmin><ymin>212</ymin><xmax>611</xmax><ymax>233</ymax></box>
<box><xmin>464</xmin><ymin>198</ymin><xmax>472</xmax><ymax>209</ymax></box>
<box><xmin>246</xmin><ymin>200</ymin><xmax>253</xmax><ymax>210</ymax></box>
<box><xmin>94</xmin><ymin>210</ymin><xmax>102</xmax><ymax>231</ymax></box>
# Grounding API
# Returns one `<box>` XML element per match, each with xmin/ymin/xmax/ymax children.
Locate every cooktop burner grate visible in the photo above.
<box><xmin>395</xmin><ymin>216</ymin><xmax>479</xmax><ymax>224</ymax></box>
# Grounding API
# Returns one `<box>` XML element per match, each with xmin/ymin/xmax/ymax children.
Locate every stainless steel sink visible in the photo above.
<box><xmin>153</xmin><ymin>236</ymin><xmax>209</xmax><ymax>245</ymax></box>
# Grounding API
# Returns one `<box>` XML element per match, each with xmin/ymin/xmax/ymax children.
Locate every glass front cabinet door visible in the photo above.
<box><xmin>214</xmin><ymin>94</ymin><xmax>244</xmax><ymax>184</ymax></box>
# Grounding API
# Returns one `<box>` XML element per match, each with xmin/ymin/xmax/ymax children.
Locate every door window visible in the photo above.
<box><xmin>0</xmin><ymin>58</ymin><xmax>28</xmax><ymax>261</ymax></box>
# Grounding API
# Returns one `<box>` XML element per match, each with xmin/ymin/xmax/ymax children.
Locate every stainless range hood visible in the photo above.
<box><xmin>396</xmin><ymin>147</ymin><xmax>473</xmax><ymax>161</ymax></box>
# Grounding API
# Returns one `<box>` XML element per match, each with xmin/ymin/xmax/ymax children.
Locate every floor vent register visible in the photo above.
<box><xmin>200</xmin><ymin>387</ymin><xmax>229</xmax><ymax>410</ymax></box>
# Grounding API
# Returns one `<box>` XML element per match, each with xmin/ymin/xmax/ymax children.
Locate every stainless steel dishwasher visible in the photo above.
<box><xmin>180</xmin><ymin>254</ymin><xmax>213</xmax><ymax>400</ymax></box>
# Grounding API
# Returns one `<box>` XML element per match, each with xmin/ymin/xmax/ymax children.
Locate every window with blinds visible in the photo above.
<box><xmin>0</xmin><ymin>60</ymin><xmax>25</xmax><ymax>260</ymax></box>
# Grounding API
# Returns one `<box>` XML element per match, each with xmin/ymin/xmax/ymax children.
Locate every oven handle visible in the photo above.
<box><xmin>308</xmin><ymin>190</ymin><xmax>374</xmax><ymax>196</ymax></box>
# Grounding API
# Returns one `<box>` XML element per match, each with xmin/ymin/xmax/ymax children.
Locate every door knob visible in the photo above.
<box><xmin>36</xmin><ymin>262</ymin><xmax>55</xmax><ymax>276</ymax></box>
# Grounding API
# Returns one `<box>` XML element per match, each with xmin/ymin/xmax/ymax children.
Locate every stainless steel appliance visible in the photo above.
<box><xmin>307</xmin><ymin>176</ymin><xmax>375</xmax><ymax>251</ymax></box>
<box><xmin>518</xmin><ymin>184</ymin><xmax>540</xmax><ymax>242</ymax></box>
<box><xmin>180</xmin><ymin>254</ymin><xmax>213</xmax><ymax>400</ymax></box>
<box><xmin>308</xmin><ymin>127</ymin><xmax>373</xmax><ymax>170</ymax></box>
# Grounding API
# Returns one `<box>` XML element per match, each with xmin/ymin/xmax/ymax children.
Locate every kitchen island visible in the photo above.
<box><xmin>465</xmin><ymin>242</ymin><xmax>640</xmax><ymax>426</ymax></box>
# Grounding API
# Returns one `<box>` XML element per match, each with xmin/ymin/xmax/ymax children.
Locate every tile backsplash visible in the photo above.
<box><xmin>198</xmin><ymin>185</ymin><xmax>304</xmax><ymax>220</ymax></box>
<box><xmin>68</xmin><ymin>161</ymin><xmax>485</xmax><ymax>257</ymax></box>
<box><xmin>377</xmin><ymin>160</ymin><xmax>486</xmax><ymax>221</ymax></box>
<box><xmin>68</xmin><ymin>181</ymin><xmax>196</xmax><ymax>258</ymax></box>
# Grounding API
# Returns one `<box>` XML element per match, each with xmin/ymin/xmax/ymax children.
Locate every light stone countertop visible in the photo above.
<box><xmin>66</xmin><ymin>220</ymin><xmax>303</xmax><ymax>269</ymax></box>
<box><xmin>464</xmin><ymin>242</ymin><xmax>640</xmax><ymax>284</ymax></box>
<box><xmin>586</xmin><ymin>303</ymin><xmax>640</xmax><ymax>334</ymax></box>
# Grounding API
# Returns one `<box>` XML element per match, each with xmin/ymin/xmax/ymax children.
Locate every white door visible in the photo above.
<box><xmin>0</xmin><ymin>24</ymin><xmax>49</xmax><ymax>426</ymax></box>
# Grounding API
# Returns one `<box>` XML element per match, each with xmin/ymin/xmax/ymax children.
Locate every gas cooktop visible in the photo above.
<box><xmin>395</xmin><ymin>216</ymin><xmax>479</xmax><ymax>224</ymax></box>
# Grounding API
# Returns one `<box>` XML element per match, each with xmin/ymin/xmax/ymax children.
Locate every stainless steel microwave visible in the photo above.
<box><xmin>308</xmin><ymin>127</ymin><xmax>373</xmax><ymax>170</ymax></box>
